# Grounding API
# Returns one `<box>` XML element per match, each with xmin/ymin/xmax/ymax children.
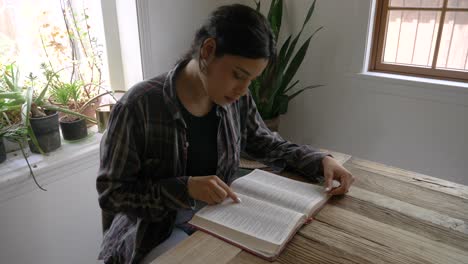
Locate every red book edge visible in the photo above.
<box><xmin>189</xmin><ymin>216</ymin><xmax>316</xmax><ymax>262</ymax></box>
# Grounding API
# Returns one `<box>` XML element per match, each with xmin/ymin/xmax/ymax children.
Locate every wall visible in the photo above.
<box><xmin>0</xmin><ymin>140</ymin><xmax>102</xmax><ymax>264</ymax></box>
<box><xmin>278</xmin><ymin>0</ymin><xmax>468</xmax><ymax>185</ymax></box>
<box><xmin>133</xmin><ymin>0</ymin><xmax>467</xmax><ymax>185</ymax></box>
<box><xmin>137</xmin><ymin>0</ymin><xmax>251</xmax><ymax>79</ymax></box>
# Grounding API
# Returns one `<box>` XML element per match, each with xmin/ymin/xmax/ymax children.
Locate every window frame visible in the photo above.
<box><xmin>370</xmin><ymin>0</ymin><xmax>468</xmax><ymax>82</ymax></box>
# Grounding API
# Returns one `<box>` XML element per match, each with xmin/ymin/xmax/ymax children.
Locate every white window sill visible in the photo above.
<box><xmin>353</xmin><ymin>71</ymin><xmax>468</xmax><ymax>92</ymax></box>
<box><xmin>344</xmin><ymin>71</ymin><xmax>468</xmax><ymax>107</ymax></box>
<box><xmin>0</xmin><ymin>127</ymin><xmax>102</xmax><ymax>203</ymax></box>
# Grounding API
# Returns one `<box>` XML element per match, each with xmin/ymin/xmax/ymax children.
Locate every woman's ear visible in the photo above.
<box><xmin>200</xmin><ymin>38</ymin><xmax>216</xmax><ymax>63</ymax></box>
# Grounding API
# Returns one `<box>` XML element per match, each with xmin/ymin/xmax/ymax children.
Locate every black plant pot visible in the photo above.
<box><xmin>29</xmin><ymin>112</ymin><xmax>61</xmax><ymax>153</ymax></box>
<box><xmin>0</xmin><ymin>138</ymin><xmax>6</xmax><ymax>164</ymax></box>
<box><xmin>59</xmin><ymin>117</ymin><xmax>88</xmax><ymax>141</ymax></box>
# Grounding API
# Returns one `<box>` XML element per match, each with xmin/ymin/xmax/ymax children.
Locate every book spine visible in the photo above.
<box><xmin>188</xmin><ymin>223</ymin><xmax>277</xmax><ymax>262</ymax></box>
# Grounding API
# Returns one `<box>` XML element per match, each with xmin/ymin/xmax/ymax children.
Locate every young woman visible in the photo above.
<box><xmin>97</xmin><ymin>4</ymin><xmax>354</xmax><ymax>264</ymax></box>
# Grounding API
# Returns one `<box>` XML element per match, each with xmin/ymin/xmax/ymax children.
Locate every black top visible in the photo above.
<box><xmin>180</xmin><ymin>101</ymin><xmax>219</xmax><ymax>176</ymax></box>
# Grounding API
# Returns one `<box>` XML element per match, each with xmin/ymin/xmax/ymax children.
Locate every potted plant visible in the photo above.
<box><xmin>26</xmin><ymin>72</ymin><xmax>96</xmax><ymax>152</ymax></box>
<box><xmin>251</xmin><ymin>0</ymin><xmax>323</xmax><ymax>131</ymax></box>
<box><xmin>49</xmin><ymin>79</ymin><xmax>89</xmax><ymax>140</ymax></box>
<box><xmin>0</xmin><ymin>63</ymin><xmax>30</xmax><ymax>152</ymax></box>
<box><xmin>1</xmin><ymin>63</ymin><xmax>95</xmax><ymax>154</ymax></box>
<box><xmin>39</xmin><ymin>1</ymin><xmax>107</xmax><ymax>124</ymax></box>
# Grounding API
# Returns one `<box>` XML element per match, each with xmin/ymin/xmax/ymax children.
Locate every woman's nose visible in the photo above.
<box><xmin>235</xmin><ymin>82</ymin><xmax>251</xmax><ymax>97</ymax></box>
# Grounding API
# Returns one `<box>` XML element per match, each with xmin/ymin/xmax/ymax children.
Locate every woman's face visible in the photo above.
<box><xmin>199</xmin><ymin>39</ymin><xmax>268</xmax><ymax>106</ymax></box>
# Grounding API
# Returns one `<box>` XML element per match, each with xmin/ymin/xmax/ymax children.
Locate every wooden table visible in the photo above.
<box><xmin>153</xmin><ymin>150</ymin><xmax>468</xmax><ymax>264</ymax></box>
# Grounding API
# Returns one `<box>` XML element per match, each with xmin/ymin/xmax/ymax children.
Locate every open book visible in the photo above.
<box><xmin>188</xmin><ymin>169</ymin><xmax>332</xmax><ymax>261</ymax></box>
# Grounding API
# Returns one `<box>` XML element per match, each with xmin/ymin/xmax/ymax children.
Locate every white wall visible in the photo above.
<box><xmin>0</xmin><ymin>141</ymin><xmax>102</xmax><ymax>264</ymax></box>
<box><xmin>137</xmin><ymin>0</ymin><xmax>250</xmax><ymax>79</ymax></box>
<box><xmin>279</xmin><ymin>0</ymin><xmax>468</xmax><ymax>185</ymax></box>
<box><xmin>134</xmin><ymin>0</ymin><xmax>467</xmax><ymax>185</ymax></box>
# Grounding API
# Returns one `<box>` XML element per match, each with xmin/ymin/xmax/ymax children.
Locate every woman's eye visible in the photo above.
<box><xmin>233</xmin><ymin>72</ymin><xmax>245</xmax><ymax>80</ymax></box>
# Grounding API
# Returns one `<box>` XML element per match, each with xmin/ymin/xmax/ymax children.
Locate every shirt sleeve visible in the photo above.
<box><xmin>96</xmin><ymin>102</ymin><xmax>194</xmax><ymax>221</ymax></box>
<box><xmin>242</xmin><ymin>93</ymin><xmax>332</xmax><ymax>182</ymax></box>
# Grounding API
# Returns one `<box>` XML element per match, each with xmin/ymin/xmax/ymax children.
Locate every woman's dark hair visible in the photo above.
<box><xmin>182</xmin><ymin>4</ymin><xmax>276</xmax><ymax>62</ymax></box>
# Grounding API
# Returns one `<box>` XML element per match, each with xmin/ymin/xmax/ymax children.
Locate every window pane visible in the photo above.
<box><xmin>383</xmin><ymin>10</ymin><xmax>441</xmax><ymax>67</ymax></box>
<box><xmin>0</xmin><ymin>0</ymin><xmax>108</xmax><ymax>87</ymax></box>
<box><xmin>0</xmin><ymin>0</ymin><xmax>63</xmax><ymax>74</ymax></box>
<box><xmin>448</xmin><ymin>0</ymin><xmax>468</xmax><ymax>8</ymax></box>
<box><xmin>390</xmin><ymin>0</ymin><xmax>444</xmax><ymax>8</ymax></box>
<box><xmin>436</xmin><ymin>11</ymin><xmax>468</xmax><ymax>71</ymax></box>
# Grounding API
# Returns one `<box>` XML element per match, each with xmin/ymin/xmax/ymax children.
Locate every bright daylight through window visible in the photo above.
<box><xmin>371</xmin><ymin>0</ymin><xmax>468</xmax><ymax>81</ymax></box>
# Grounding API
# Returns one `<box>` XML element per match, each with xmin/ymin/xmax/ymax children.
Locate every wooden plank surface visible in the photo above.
<box><xmin>350</xmin><ymin>158</ymin><xmax>468</xmax><ymax>200</ymax></box>
<box><xmin>328</xmin><ymin>193</ymin><xmax>468</xmax><ymax>251</ymax></box>
<box><xmin>277</xmin><ymin>235</ymin><xmax>369</xmax><ymax>264</ymax></box>
<box><xmin>154</xmin><ymin>152</ymin><xmax>468</xmax><ymax>264</ymax></box>
<box><xmin>346</xmin><ymin>163</ymin><xmax>468</xmax><ymax>223</ymax></box>
<box><xmin>300</xmin><ymin>217</ymin><xmax>429</xmax><ymax>264</ymax></box>
<box><xmin>306</xmin><ymin>205</ymin><xmax>468</xmax><ymax>264</ymax></box>
<box><xmin>152</xmin><ymin>231</ymin><xmax>240</xmax><ymax>264</ymax></box>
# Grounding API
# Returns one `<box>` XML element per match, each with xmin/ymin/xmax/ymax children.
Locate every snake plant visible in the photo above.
<box><xmin>251</xmin><ymin>0</ymin><xmax>323</xmax><ymax>120</ymax></box>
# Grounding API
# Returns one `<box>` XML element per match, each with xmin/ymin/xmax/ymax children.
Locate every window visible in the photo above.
<box><xmin>370</xmin><ymin>0</ymin><xmax>468</xmax><ymax>82</ymax></box>
<box><xmin>0</xmin><ymin>0</ymin><xmax>108</xmax><ymax>86</ymax></box>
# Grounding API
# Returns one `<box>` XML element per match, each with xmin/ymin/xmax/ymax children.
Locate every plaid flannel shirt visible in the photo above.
<box><xmin>96</xmin><ymin>60</ymin><xmax>330</xmax><ymax>263</ymax></box>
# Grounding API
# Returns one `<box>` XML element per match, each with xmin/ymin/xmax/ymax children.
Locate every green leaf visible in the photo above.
<box><xmin>42</xmin><ymin>105</ymin><xmax>96</xmax><ymax>123</ymax></box>
<box><xmin>51</xmin><ymin>85</ymin><xmax>71</xmax><ymax>106</ymax></box>
<box><xmin>267</xmin><ymin>0</ymin><xmax>277</xmax><ymax>24</ymax></box>
<box><xmin>4</xmin><ymin>63</ymin><xmax>21</xmax><ymax>92</ymax></box>
<box><xmin>265</xmin><ymin>73</ymin><xmax>283</xmax><ymax>116</ymax></box>
<box><xmin>282</xmin><ymin>0</ymin><xmax>316</xmax><ymax>52</ymax></box>
<box><xmin>22</xmin><ymin>85</ymin><xmax>33</xmax><ymax>127</ymax></box>
<box><xmin>0</xmin><ymin>105</ymin><xmax>21</xmax><ymax>112</ymax></box>
<box><xmin>269</xmin><ymin>0</ymin><xmax>283</xmax><ymax>40</ymax></box>
<box><xmin>254</xmin><ymin>0</ymin><xmax>260</xmax><ymax>12</ymax></box>
<box><xmin>23</xmin><ymin>85</ymin><xmax>45</xmax><ymax>155</ymax></box>
<box><xmin>283</xmin><ymin>80</ymin><xmax>299</xmax><ymax>94</ymax></box>
<box><xmin>3</xmin><ymin>73</ymin><xmax>15</xmax><ymax>92</ymax></box>
<box><xmin>277</xmin><ymin>95</ymin><xmax>289</xmax><ymax>115</ymax></box>
<box><xmin>281</xmin><ymin>27</ymin><xmax>322</xmax><ymax>93</ymax></box>
<box><xmin>281</xmin><ymin>35</ymin><xmax>313</xmax><ymax>95</ymax></box>
<box><xmin>303</xmin><ymin>0</ymin><xmax>317</xmax><ymax>28</ymax></box>
<box><xmin>0</xmin><ymin>92</ymin><xmax>23</xmax><ymax>101</ymax></box>
<box><xmin>36</xmin><ymin>67</ymin><xmax>67</xmax><ymax>104</ymax></box>
<box><xmin>282</xmin><ymin>32</ymin><xmax>302</xmax><ymax>72</ymax></box>
<box><xmin>27</xmin><ymin>125</ymin><xmax>45</xmax><ymax>155</ymax></box>
<box><xmin>278</xmin><ymin>35</ymin><xmax>291</xmax><ymax>65</ymax></box>
<box><xmin>35</xmin><ymin>84</ymin><xmax>50</xmax><ymax>104</ymax></box>
<box><xmin>288</xmin><ymin>85</ymin><xmax>323</xmax><ymax>101</ymax></box>
<box><xmin>250</xmin><ymin>0</ymin><xmax>324</xmax><ymax>120</ymax></box>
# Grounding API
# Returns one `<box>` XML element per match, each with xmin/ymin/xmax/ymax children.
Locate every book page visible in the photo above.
<box><xmin>231</xmin><ymin>169</ymin><xmax>328</xmax><ymax>215</ymax></box>
<box><xmin>192</xmin><ymin>193</ymin><xmax>304</xmax><ymax>246</ymax></box>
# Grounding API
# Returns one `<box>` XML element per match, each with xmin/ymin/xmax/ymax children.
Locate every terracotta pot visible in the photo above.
<box><xmin>55</xmin><ymin>98</ymin><xmax>101</xmax><ymax>127</ymax></box>
<box><xmin>81</xmin><ymin>96</ymin><xmax>103</xmax><ymax>127</ymax></box>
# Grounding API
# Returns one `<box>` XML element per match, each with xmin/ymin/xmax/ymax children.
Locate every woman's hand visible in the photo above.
<box><xmin>322</xmin><ymin>156</ymin><xmax>355</xmax><ymax>195</ymax></box>
<box><xmin>188</xmin><ymin>175</ymin><xmax>240</xmax><ymax>205</ymax></box>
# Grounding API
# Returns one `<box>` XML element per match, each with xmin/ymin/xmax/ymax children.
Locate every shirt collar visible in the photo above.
<box><xmin>162</xmin><ymin>59</ymin><xmax>227</xmax><ymax>125</ymax></box>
